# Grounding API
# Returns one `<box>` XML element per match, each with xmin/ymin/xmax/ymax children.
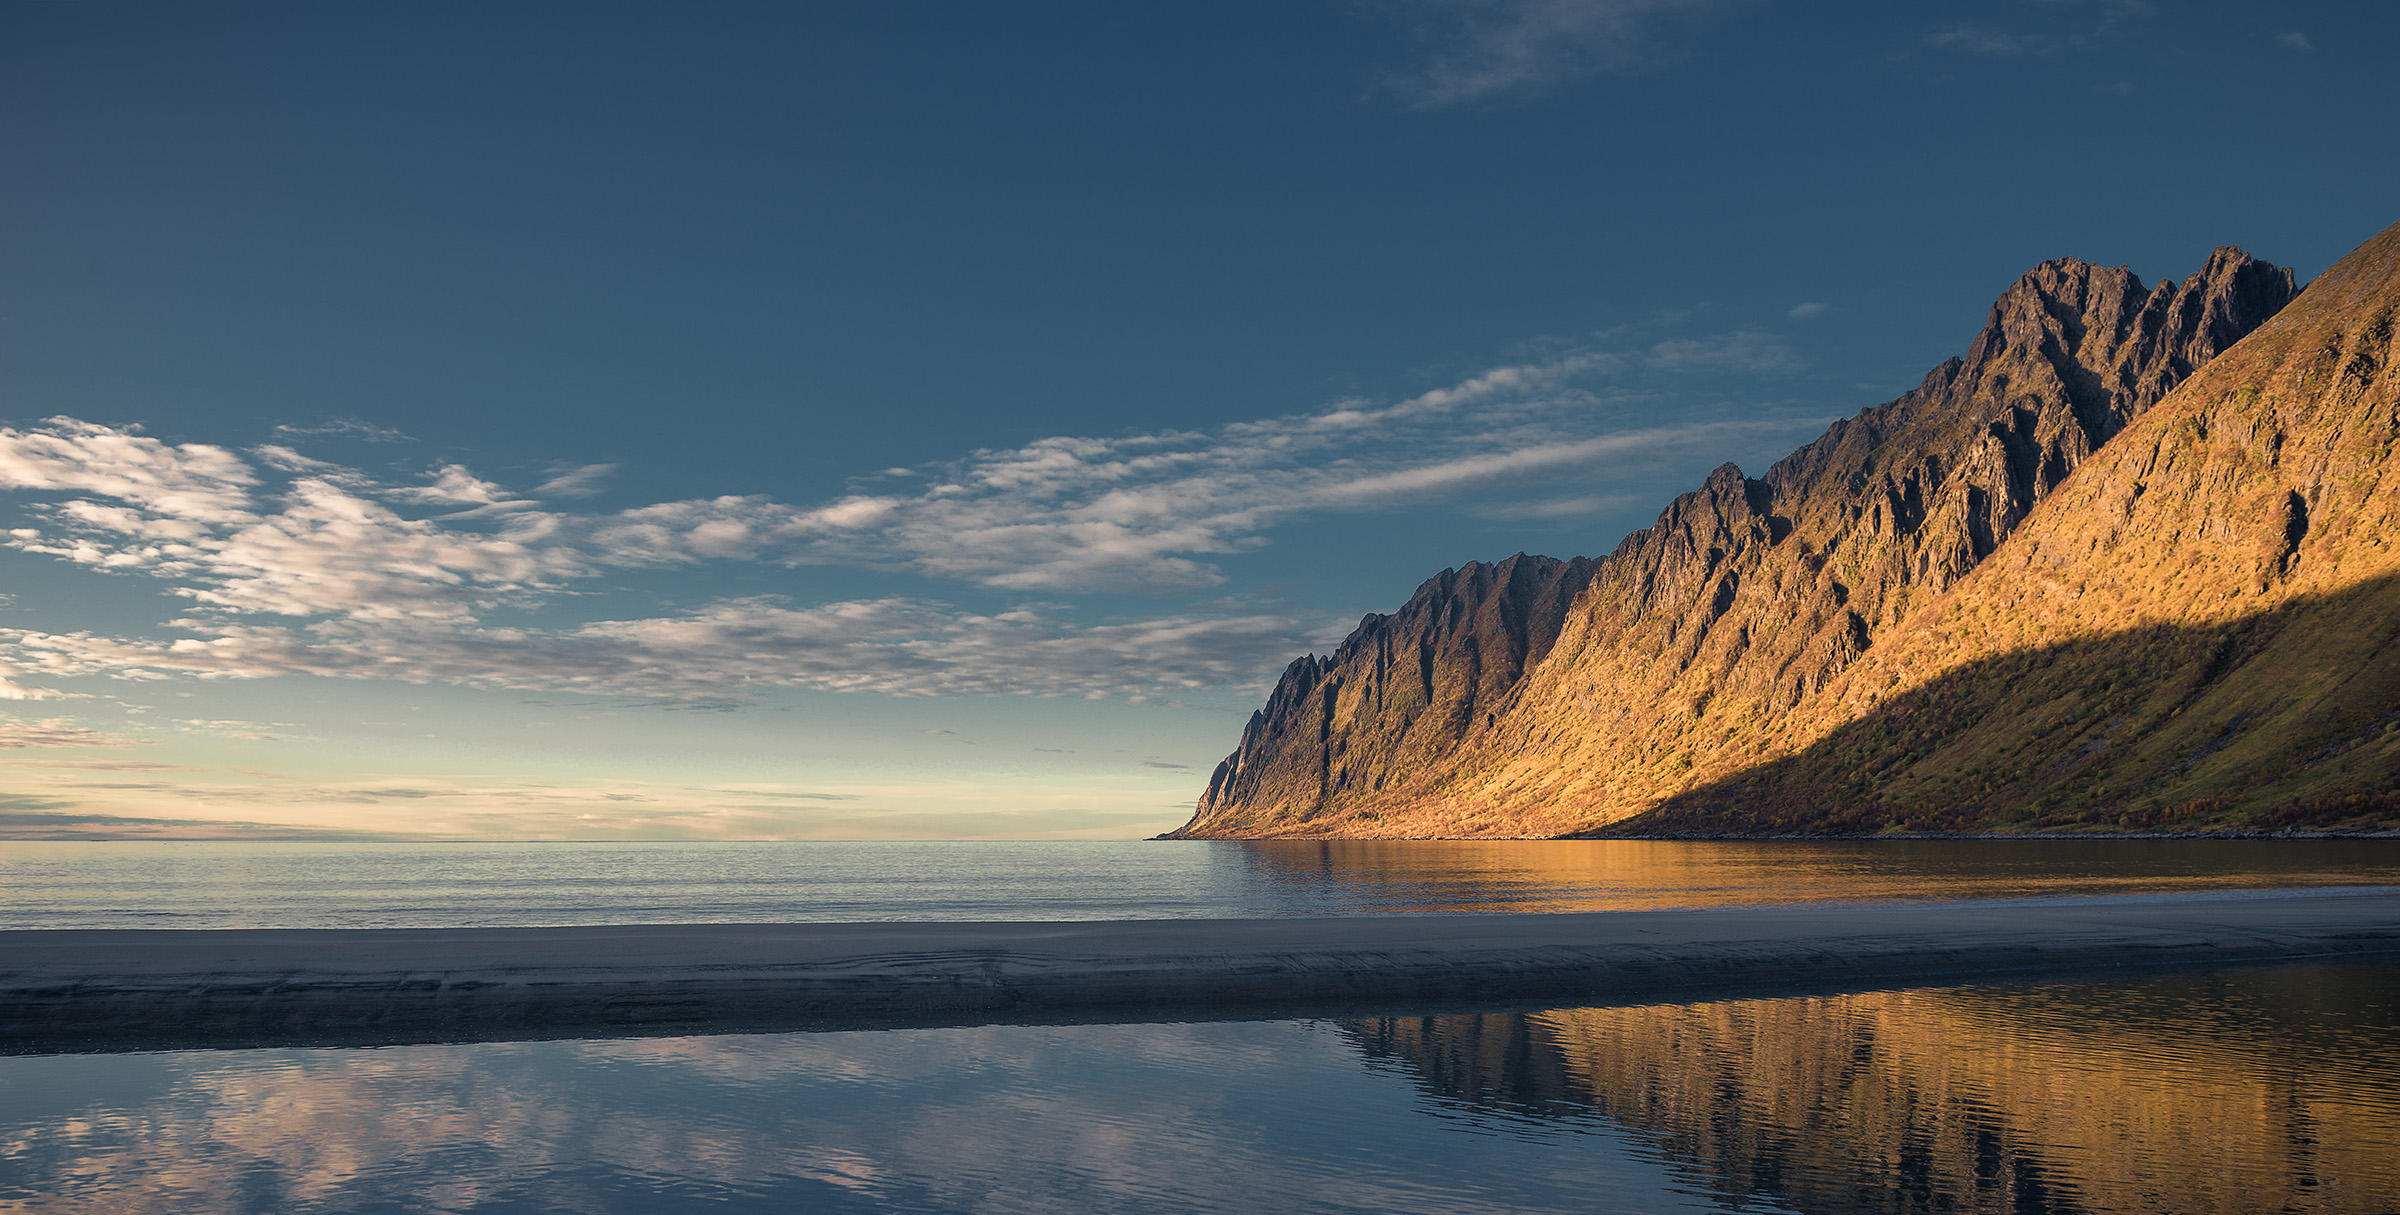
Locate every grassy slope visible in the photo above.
<box><xmin>1618</xmin><ymin>220</ymin><xmax>2400</xmax><ymax>834</ymax></box>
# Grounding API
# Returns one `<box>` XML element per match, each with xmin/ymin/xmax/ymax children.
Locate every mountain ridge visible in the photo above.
<box><xmin>1165</xmin><ymin>228</ymin><xmax>2399</xmax><ymax>839</ymax></box>
<box><xmin>1603</xmin><ymin>218</ymin><xmax>2400</xmax><ymax>835</ymax></box>
<box><xmin>1191</xmin><ymin>551</ymin><xmax>1597</xmax><ymax>825</ymax></box>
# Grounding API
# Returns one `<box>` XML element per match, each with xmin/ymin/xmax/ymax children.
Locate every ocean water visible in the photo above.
<box><xmin>2</xmin><ymin>837</ymin><xmax>2397</xmax><ymax>929</ymax></box>
<box><xmin>1</xmin><ymin>960</ymin><xmax>2393</xmax><ymax>1213</ymax></box>
<box><xmin>5</xmin><ymin>839</ymin><xmax>2397</xmax><ymax>1212</ymax></box>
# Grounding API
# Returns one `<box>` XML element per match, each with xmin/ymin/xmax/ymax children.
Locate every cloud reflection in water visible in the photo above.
<box><xmin>0</xmin><ymin>962</ymin><xmax>2394</xmax><ymax>1213</ymax></box>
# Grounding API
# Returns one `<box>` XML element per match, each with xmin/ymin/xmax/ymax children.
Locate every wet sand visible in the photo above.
<box><xmin>4</xmin><ymin>890</ymin><xmax>2395</xmax><ymax>1053</ymax></box>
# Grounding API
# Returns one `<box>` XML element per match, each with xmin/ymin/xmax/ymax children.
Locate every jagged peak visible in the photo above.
<box><xmin>1396</xmin><ymin>552</ymin><xmax>1576</xmax><ymax>609</ymax></box>
<box><xmin>1970</xmin><ymin>258</ymin><xmax>2140</xmax><ymax>358</ymax></box>
<box><xmin>2194</xmin><ymin>244</ymin><xmax>2268</xmax><ymax>280</ymax></box>
<box><xmin>2170</xmin><ymin>245</ymin><xmax>2298</xmax><ymax>310</ymax></box>
<box><xmin>1701</xmin><ymin>462</ymin><xmax>1747</xmax><ymax>492</ymax></box>
<box><xmin>2008</xmin><ymin>254</ymin><xmax>2136</xmax><ymax>298</ymax></box>
<box><xmin>1972</xmin><ymin>249</ymin><xmax>2286</xmax><ymax>346</ymax></box>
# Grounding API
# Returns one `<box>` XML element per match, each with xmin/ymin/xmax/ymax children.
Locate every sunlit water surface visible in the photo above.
<box><xmin>1</xmin><ymin>961</ymin><xmax>2393</xmax><ymax>1214</ymax></box>
<box><xmin>3</xmin><ymin>838</ymin><xmax>2396</xmax><ymax>928</ymax></box>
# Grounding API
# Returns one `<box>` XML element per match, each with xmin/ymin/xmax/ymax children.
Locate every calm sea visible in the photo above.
<box><xmin>4</xmin><ymin>838</ymin><xmax>2397</xmax><ymax>1213</ymax></box>
<box><xmin>1</xmin><ymin>961</ymin><xmax>2393</xmax><ymax>1213</ymax></box>
<box><xmin>2</xmin><ymin>837</ymin><xmax>2396</xmax><ymax>929</ymax></box>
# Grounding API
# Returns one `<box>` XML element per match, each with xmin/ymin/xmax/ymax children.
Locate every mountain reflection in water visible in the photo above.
<box><xmin>0</xmin><ymin>963</ymin><xmax>2391</xmax><ymax>1213</ymax></box>
<box><xmin>1225</xmin><ymin>837</ymin><xmax>2400</xmax><ymax>914</ymax></box>
<box><xmin>1348</xmin><ymin>963</ymin><xmax>2400</xmax><ymax>1214</ymax></box>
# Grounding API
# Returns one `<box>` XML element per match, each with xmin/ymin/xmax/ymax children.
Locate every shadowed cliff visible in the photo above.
<box><xmin>1594</xmin><ymin>572</ymin><xmax>2400</xmax><ymax>835</ymax></box>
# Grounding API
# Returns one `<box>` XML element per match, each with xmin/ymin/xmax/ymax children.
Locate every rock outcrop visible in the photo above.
<box><xmin>1172</xmin><ymin>237</ymin><xmax>2334</xmax><ymax>837</ymax></box>
<box><xmin>1171</xmin><ymin>552</ymin><xmax>1596</xmax><ymax>835</ymax></box>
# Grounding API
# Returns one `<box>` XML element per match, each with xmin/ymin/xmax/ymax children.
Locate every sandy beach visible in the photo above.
<box><xmin>3</xmin><ymin>889</ymin><xmax>2395</xmax><ymax>1053</ymax></box>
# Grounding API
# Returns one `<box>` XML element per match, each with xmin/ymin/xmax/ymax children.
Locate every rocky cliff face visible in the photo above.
<box><xmin>1169</xmin><ymin>552</ymin><xmax>1596</xmax><ymax>835</ymax></box>
<box><xmin>1619</xmin><ymin>219</ymin><xmax>2400</xmax><ymax>834</ymax></box>
<box><xmin>1172</xmin><ymin>241</ymin><xmax>2313</xmax><ymax>837</ymax></box>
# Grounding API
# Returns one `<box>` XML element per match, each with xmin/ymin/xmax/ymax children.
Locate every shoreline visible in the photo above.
<box><xmin>3</xmin><ymin>890</ymin><xmax>2395</xmax><ymax>1054</ymax></box>
<box><xmin>1562</xmin><ymin>829</ymin><xmax>2400</xmax><ymax>841</ymax></box>
<box><xmin>1160</xmin><ymin>830</ymin><xmax>2400</xmax><ymax>841</ymax></box>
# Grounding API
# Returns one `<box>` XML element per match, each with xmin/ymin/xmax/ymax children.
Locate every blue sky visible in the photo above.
<box><xmin>2</xmin><ymin>0</ymin><xmax>2393</xmax><ymax>839</ymax></box>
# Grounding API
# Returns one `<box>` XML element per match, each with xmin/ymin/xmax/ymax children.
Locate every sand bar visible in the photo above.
<box><xmin>4</xmin><ymin>890</ymin><xmax>2396</xmax><ymax>1052</ymax></box>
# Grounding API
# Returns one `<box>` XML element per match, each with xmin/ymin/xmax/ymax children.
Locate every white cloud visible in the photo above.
<box><xmin>1642</xmin><ymin>331</ymin><xmax>1805</xmax><ymax>373</ymax></box>
<box><xmin>588</xmin><ymin>331</ymin><xmax>1807</xmax><ymax>593</ymax></box>
<box><xmin>0</xmin><ymin>321</ymin><xmax>1815</xmax><ymax>702</ymax></box>
<box><xmin>270</xmin><ymin>417</ymin><xmax>410</xmax><ymax>443</ymax></box>
<box><xmin>173</xmin><ymin>479</ymin><xmax>580</xmax><ymax>620</ymax></box>
<box><xmin>6</xmin><ymin>326</ymin><xmax>1804</xmax><ymax>607</ymax></box>
<box><xmin>0</xmin><ymin>418</ymin><xmax>257</xmax><ymax>524</ymax></box>
<box><xmin>2</xmin><ymin>442</ymin><xmax>587</xmax><ymax>623</ymax></box>
<box><xmin>3</xmin><ymin>599</ymin><xmax>1331</xmax><ymax>701</ymax></box>
<box><xmin>1377</xmin><ymin>0</ymin><xmax>1731</xmax><ymax>108</ymax></box>
<box><xmin>251</xmin><ymin>444</ymin><xmax>356</xmax><ymax>477</ymax></box>
<box><xmin>1787</xmin><ymin>301</ymin><xmax>1828</xmax><ymax>320</ymax></box>
<box><xmin>536</xmin><ymin>463</ymin><xmax>617</xmax><ymax>498</ymax></box>
<box><xmin>1467</xmin><ymin>492</ymin><xmax>1633</xmax><ymax>520</ymax></box>
<box><xmin>0</xmin><ymin>716</ymin><xmax>134</xmax><ymax>749</ymax></box>
<box><xmin>391</xmin><ymin>463</ymin><xmax>518</xmax><ymax>507</ymax></box>
<box><xmin>2277</xmin><ymin>32</ymin><xmax>2313</xmax><ymax>51</ymax></box>
<box><xmin>1308</xmin><ymin>421</ymin><xmax>1763</xmax><ymax>506</ymax></box>
<box><xmin>0</xmin><ymin>672</ymin><xmax>62</xmax><ymax>700</ymax></box>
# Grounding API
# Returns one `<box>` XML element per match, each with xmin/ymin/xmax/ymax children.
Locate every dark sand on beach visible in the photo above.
<box><xmin>4</xmin><ymin>890</ymin><xmax>2395</xmax><ymax>1053</ymax></box>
